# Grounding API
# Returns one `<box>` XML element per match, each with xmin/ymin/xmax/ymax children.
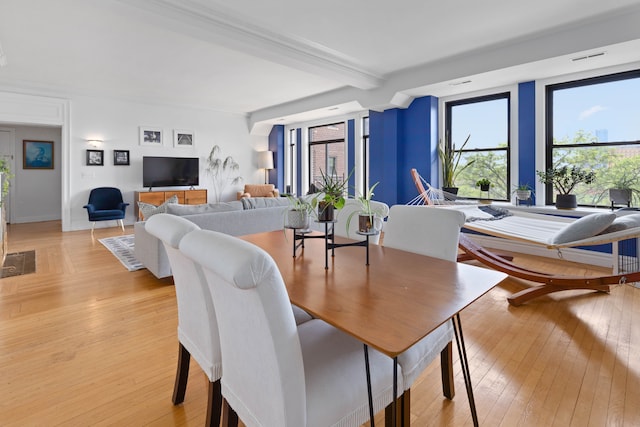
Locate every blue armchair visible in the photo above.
<box><xmin>83</xmin><ymin>187</ymin><xmax>129</xmax><ymax>232</ymax></box>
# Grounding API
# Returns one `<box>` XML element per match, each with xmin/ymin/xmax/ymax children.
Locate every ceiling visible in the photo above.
<box><xmin>0</xmin><ymin>0</ymin><xmax>639</xmax><ymax>133</ymax></box>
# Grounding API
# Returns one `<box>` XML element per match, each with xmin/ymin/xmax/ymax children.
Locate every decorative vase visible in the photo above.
<box><xmin>286</xmin><ymin>210</ymin><xmax>309</xmax><ymax>229</ymax></box>
<box><xmin>555</xmin><ymin>194</ymin><xmax>577</xmax><ymax>209</ymax></box>
<box><xmin>317</xmin><ymin>201</ymin><xmax>335</xmax><ymax>222</ymax></box>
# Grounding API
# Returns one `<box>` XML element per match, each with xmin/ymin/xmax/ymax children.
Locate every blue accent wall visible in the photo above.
<box><xmin>268</xmin><ymin>125</ymin><xmax>285</xmax><ymax>190</ymax></box>
<box><xmin>518</xmin><ymin>81</ymin><xmax>536</xmax><ymax>203</ymax></box>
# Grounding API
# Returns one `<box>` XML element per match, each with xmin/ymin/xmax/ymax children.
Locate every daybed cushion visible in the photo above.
<box><xmin>137</xmin><ymin>195</ymin><xmax>178</xmax><ymax>220</ymax></box>
<box><xmin>600</xmin><ymin>213</ymin><xmax>640</xmax><ymax>234</ymax></box>
<box><xmin>166</xmin><ymin>201</ymin><xmax>243</xmax><ymax>216</ymax></box>
<box><xmin>549</xmin><ymin>212</ymin><xmax>616</xmax><ymax>244</ymax></box>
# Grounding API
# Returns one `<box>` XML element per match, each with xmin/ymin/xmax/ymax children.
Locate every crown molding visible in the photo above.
<box><xmin>118</xmin><ymin>0</ymin><xmax>383</xmax><ymax>90</ymax></box>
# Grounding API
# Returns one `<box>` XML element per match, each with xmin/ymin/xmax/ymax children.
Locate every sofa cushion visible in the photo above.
<box><xmin>549</xmin><ymin>212</ymin><xmax>616</xmax><ymax>244</ymax></box>
<box><xmin>241</xmin><ymin>197</ymin><xmax>289</xmax><ymax>210</ymax></box>
<box><xmin>166</xmin><ymin>201</ymin><xmax>243</xmax><ymax>216</ymax></box>
<box><xmin>138</xmin><ymin>195</ymin><xmax>178</xmax><ymax>220</ymax></box>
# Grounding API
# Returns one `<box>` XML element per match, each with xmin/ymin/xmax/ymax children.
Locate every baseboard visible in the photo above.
<box><xmin>465</xmin><ymin>233</ymin><xmax>614</xmax><ymax>269</ymax></box>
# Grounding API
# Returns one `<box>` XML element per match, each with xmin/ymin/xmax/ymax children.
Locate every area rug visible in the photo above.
<box><xmin>1</xmin><ymin>250</ymin><xmax>36</xmax><ymax>278</ymax></box>
<box><xmin>98</xmin><ymin>235</ymin><xmax>144</xmax><ymax>272</ymax></box>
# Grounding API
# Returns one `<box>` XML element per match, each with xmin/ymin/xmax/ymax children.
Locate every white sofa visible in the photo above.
<box><xmin>135</xmin><ymin>198</ymin><xmax>290</xmax><ymax>278</ymax></box>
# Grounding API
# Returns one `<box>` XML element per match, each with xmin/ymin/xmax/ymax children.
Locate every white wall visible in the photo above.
<box><xmin>69</xmin><ymin>96</ymin><xmax>267</xmax><ymax>230</ymax></box>
<box><xmin>0</xmin><ymin>91</ymin><xmax>269</xmax><ymax>231</ymax></box>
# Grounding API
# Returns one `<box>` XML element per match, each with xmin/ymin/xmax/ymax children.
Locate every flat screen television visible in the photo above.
<box><xmin>142</xmin><ymin>156</ymin><xmax>199</xmax><ymax>190</ymax></box>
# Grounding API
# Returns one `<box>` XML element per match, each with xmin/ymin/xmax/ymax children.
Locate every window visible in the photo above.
<box><xmin>286</xmin><ymin>128</ymin><xmax>296</xmax><ymax>194</ymax></box>
<box><xmin>308</xmin><ymin>122</ymin><xmax>346</xmax><ymax>190</ymax></box>
<box><xmin>362</xmin><ymin>116</ymin><xmax>370</xmax><ymax>191</ymax></box>
<box><xmin>546</xmin><ymin>69</ymin><xmax>640</xmax><ymax>206</ymax></box>
<box><xmin>444</xmin><ymin>93</ymin><xmax>510</xmax><ymax>200</ymax></box>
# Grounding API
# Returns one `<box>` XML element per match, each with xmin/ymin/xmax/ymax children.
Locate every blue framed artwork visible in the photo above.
<box><xmin>23</xmin><ymin>140</ymin><xmax>54</xmax><ymax>169</ymax></box>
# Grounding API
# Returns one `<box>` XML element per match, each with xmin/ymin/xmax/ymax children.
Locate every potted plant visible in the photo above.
<box><xmin>314</xmin><ymin>168</ymin><xmax>352</xmax><ymax>222</ymax></box>
<box><xmin>438</xmin><ymin>133</ymin><xmax>474</xmax><ymax>195</ymax></box>
<box><xmin>536</xmin><ymin>165</ymin><xmax>596</xmax><ymax>209</ymax></box>
<box><xmin>284</xmin><ymin>195</ymin><xmax>314</xmax><ymax>229</ymax></box>
<box><xmin>345</xmin><ymin>182</ymin><xmax>385</xmax><ymax>236</ymax></box>
<box><xmin>475</xmin><ymin>178</ymin><xmax>491</xmax><ymax>192</ymax></box>
<box><xmin>512</xmin><ymin>183</ymin><xmax>534</xmax><ymax>202</ymax></box>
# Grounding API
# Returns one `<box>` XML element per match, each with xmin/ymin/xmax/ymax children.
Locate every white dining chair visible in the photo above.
<box><xmin>180</xmin><ymin>228</ymin><xmax>404</xmax><ymax>427</ymax></box>
<box><xmin>146</xmin><ymin>214</ymin><xmax>313</xmax><ymax>426</ymax></box>
<box><xmin>382</xmin><ymin>204</ymin><xmax>466</xmax><ymax>418</ymax></box>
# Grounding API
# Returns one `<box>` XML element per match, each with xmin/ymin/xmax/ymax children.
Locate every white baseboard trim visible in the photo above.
<box><xmin>465</xmin><ymin>233</ymin><xmax>614</xmax><ymax>269</ymax></box>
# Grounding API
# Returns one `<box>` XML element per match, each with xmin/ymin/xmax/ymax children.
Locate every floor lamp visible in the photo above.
<box><xmin>258</xmin><ymin>150</ymin><xmax>274</xmax><ymax>184</ymax></box>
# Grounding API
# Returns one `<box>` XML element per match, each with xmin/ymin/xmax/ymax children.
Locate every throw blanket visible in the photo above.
<box><xmin>454</xmin><ymin>205</ymin><xmax>513</xmax><ymax>222</ymax></box>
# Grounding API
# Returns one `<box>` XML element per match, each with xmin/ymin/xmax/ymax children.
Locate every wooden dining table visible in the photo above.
<box><xmin>241</xmin><ymin>230</ymin><xmax>508</xmax><ymax>427</ymax></box>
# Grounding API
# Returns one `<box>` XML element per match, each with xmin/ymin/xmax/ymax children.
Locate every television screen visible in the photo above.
<box><xmin>143</xmin><ymin>156</ymin><xmax>199</xmax><ymax>189</ymax></box>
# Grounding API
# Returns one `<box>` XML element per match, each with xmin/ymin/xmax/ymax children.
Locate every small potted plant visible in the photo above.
<box><xmin>512</xmin><ymin>183</ymin><xmax>534</xmax><ymax>202</ymax></box>
<box><xmin>314</xmin><ymin>169</ymin><xmax>352</xmax><ymax>222</ymax></box>
<box><xmin>536</xmin><ymin>165</ymin><xmax>596</xmax><ymax>209</ymax></box>
<box><xmin>345</xmin><ymin>182</ymin><xmax>385</xmax><ymax>236</ymax></box>
<box><xmin>475</xmin><ymin>178</ymin><xmax>491</xmax><ymax>192</ymax></box>
<box><xmin>284</xmin><ymin>195</ymin><xmax>315</xmax><ymax>229</ymax></box>
<box><xmin>438</xmin><ymin>133</ymin><xmax>475</xmax><ymax>195</ymax></box>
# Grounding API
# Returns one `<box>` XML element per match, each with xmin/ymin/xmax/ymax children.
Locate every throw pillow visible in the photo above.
<box><xmin>549</xmin><ymin>212</ymin><xmax>616</xmax><ymax>245</ymax></box>
<box><xmin>599</xmin><ymin>213</ymin><xmax>640</xmax><ymax>234</ymax></box>
<box><xmin>138</xmin><ymin>195</ymin><xmax>178</xmax><ymax>220</ymax></box>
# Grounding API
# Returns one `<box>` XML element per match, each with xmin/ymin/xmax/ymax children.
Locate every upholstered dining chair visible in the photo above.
<box><xmin>382</xmin><ymin>204</ymin><xmax>466</xmax><ymax>418</ymax></box>
<box><xmin>83</xmin><ymin>187</ymin><xmax>129</xmax><ymax>232</ymax></box>
<box><xmin>180</xmin><ymin>229</ymin><xmax>403</xmax><ymax>427</ymax></box>
<box><xmin>145</xmin><ymin>213</ymin><xmax>312</xmax><ymax>427</ymax></box>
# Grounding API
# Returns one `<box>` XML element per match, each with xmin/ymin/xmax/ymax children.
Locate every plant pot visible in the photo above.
<box><xmin>442</xmin><ymin>187</ymin><xmax>458</xmax><ymax>200</ymax></box>
<box><xmin>286</xmin><ymin>210</ymin><xmax>309</xmax><ymax>229</ymax></box>
<box><xmin>317</xmin><ymin>201</ymin><xmax>335</xmax><ymax>222</ymax></box>
<box><xmin>358</xmin><ymin>213</ymin><xmax>383</xmax><ymax>233</ymax></box>
<box><xmin>609</xmin><ymin>188</ymin><xmax>631</xmax><ymax>206</ymax></box>
<box><xmin>516</xmin><ymin>190</ymin><xmax>531</xmax><ymax>201</ymax></box>
<box><xmin>479</xmin><ymin>184</ymin><xmax>490</xmax><ymax>192</ymax></box>
<box><xmin>555</xmin><ymin>194</ymin><xmax>577</xmax><ymax>210</ymax></box>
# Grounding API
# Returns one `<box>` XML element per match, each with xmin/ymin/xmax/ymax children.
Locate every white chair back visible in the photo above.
<box><xmin>383</xmin><ymin>205</ymin><xmax>465</xmax><ymax>261</ymax></box>
<box><xmin>180</xmin><ymin>230</ymin><xmax>306</xmax><ymax>427</ymax></box>
<box><xmin>145</xmin><ymin>214</ymin><xmax>222</xmax><ymax>381</ymax></box>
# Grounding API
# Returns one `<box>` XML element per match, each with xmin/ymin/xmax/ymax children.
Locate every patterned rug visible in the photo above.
<box><xmin>1</xmin><ymin>250</ymin><xmax>36</xmax><ymax>278</ymax></box>
<box><xmin>98</xmin><ymin>235</ymin><xmax>144</xmax><ymax>272</ymax></box>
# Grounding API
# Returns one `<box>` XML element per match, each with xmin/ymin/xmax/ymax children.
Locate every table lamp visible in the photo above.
<box><xmin>258</xmin><ymin>150</ymin><xmax>274</xmax><ymax>184</ymax></box>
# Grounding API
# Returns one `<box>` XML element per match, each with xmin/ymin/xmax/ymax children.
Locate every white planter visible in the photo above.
<box><xmin>286</xmin><ymin>210</ymin><xmax>309</xmax><ymax>229</ymax></box>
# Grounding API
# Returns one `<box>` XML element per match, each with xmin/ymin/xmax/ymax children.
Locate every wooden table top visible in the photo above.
<box><xmin>241</xmin><ymin>231</ymin><xmax>508</xmax><ymax>357</ymax></box>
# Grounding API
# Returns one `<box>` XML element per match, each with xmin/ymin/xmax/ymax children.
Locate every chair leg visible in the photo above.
<box><xmin>119</xmin><ymin>219</ymin><xmax>125</xmax><ymax>232</ymax></box>
<box><xmin>441</xmin><ymin>341</ymin><xmax>455</xmax><ymax>399</ymax></box>
<box><xmin>172</xmin><ymin>343</ymin><xmax>191</xmax><ymax>405</ymax></box>
<box><xmin>91</xmin><ymin>222</ymin><xmax>96</xmax><ymax>234</ymax></box>
<box><xmin>222</xmin><ymin>398</ymin><xmax>239</xmax><ymax>427</ymax></box>
<box><xmin>206</xmin><ymin>379</ymin><xmax>222</xmax><ymax>427</ymax></box>
<box><xmin>385</xmin><ymin>391</ymin><xmax>410</xmax><ymax>427</ymax></box>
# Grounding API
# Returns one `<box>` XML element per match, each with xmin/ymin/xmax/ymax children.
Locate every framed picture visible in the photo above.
<box><xmin>113</xmin><ymin>150</ymin><xmax>130</xmax><ymax>166</ymax></box>
<box><xmin>86</xmin><ymin>149</ymin><xmax>104</xmax><ymax>166</ymax></box>
<box><xmin>23</xmin><ymin>140</ymin><xmax>54</xmax><ymax>169</ymax></box>
<box><xmin>174</xmin><ymin>129</ymin><xmax>195</xmax><ymax>148</ymax></box>
<box><xmin>139</xmin><ymin>126</ymin><xmax>163</xmax><ymax>146</ymax></box>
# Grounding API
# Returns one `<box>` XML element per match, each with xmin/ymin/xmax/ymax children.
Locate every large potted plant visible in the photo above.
<box><xmin>438</xmin><ymin>134</ymin><xmax>474</xmax><ymax>195</ymax></box>
<box><xmin>536</xmin><ymin>165</ymin><xmax>596</xmax><ymax>209</ymax></box>
<box><xmin>314</xmin><ymin>169</ymin><xmax>351</xmax><ymax>222</ymax></box>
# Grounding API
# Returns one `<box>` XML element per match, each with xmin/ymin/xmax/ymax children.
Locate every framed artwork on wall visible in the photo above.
<box><xmin>114</xmin><ymin>150</ymin><xmax>130</xmax><ymax>166</ymax></box>
<box><xmin>23</xmin><ymin>140</ymin><xmax>54</xmax><ymax>169</ymax></box>
<box><xmin>139</xmin><ymin>126</ymin><xmax>163</xmax><ymax>146</ymax></box>
<box><xmin>86</xmin><ymin>149</ymin><xmax>104</xmax><ymax>166</ymax></box>
<box><xmin>173</xmin><ymin>129</ymin><xmax>194</xmax><ymax>148</ymax></box>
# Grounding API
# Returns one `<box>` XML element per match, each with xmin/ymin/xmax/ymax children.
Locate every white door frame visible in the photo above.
<box><xmin>0</xmin><ymin>127</ymin><xmax>15</xmax><ymax>223</ymax></box>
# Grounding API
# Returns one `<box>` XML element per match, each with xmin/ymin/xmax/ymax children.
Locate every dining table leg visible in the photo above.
<box><xmin>452</xmin><ymin>313</ymin><xmax>479</xmax><ymax>427</ymax></box>
<box><xmin>364</xmin><ymin>344</ymin><xmax>375</xmax><ymax>427</ymax></box>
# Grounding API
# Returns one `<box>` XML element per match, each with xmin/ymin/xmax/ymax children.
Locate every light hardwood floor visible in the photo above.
<box><xmin>0</xmin><ymin>221</ymin><xmax>638</xmax><ymax>426</ymax></box>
